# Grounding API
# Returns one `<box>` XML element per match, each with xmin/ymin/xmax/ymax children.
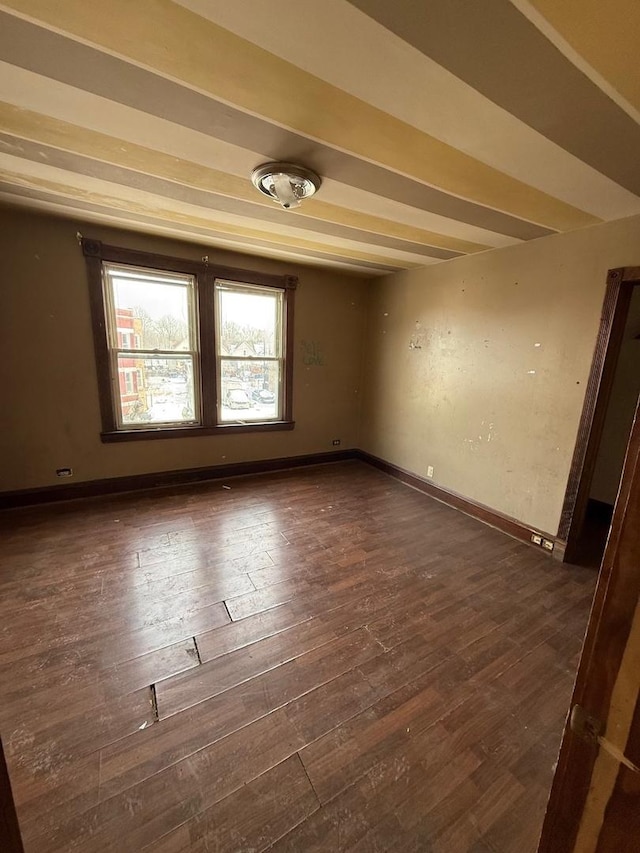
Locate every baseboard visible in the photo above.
<box><xmin>0</xmin><ymin>449</ymin><xmax>358</xmax><ymax>509</ymax></box>
<box><xmin>354</xmin><ymin>450</ymin><xmax>556</xmax><ymax>549</ymax></box>
<box><xmin>0</xmin><ymin>448</ymin><xmax>559</xmax><ymax>555</ymax></box>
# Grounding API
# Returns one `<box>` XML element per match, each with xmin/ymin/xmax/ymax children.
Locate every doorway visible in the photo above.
<box><xmin>558</xmin><ymin>267</ymin><xmax>640</xmax><ymax>566</ymax></box>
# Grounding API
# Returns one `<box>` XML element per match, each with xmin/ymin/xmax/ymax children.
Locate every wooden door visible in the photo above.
<box><xmin>538</xmin><ymin>398</ymin><xmax>640</xmax><ymax>851</ymax></box>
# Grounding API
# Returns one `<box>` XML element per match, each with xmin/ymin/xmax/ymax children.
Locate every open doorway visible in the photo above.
<box><xmin>558</xmin><ymin>267</ymin><xmax>640</xmax><ymax>567</ymax></box>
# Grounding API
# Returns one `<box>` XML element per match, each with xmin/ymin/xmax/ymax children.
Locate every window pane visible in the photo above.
<box><xmin>117</xmin><ymin>355</ymin><xmax>197</xmax><ymax>425</ymax></box>
<box><xmin>106</xmin><ymin>265</ymin><xmax>194</xmax><ymax>351</ymax></box>
<box><xmin>218</xmin><ymin>285</ymin><xmax>281</xmax><ymax>358</ymax></box>
<box><xmin>220</xmin><ymin>359</ymin><xmax>280</xmax><ymax>422</ymax></box>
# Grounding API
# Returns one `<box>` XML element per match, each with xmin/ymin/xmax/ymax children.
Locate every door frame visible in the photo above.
<box><xmin>557</xmin><ymin>266</ymin><xmax>640</xmax><ymax>563</ymax></box>
<box><xmin>538</xmin><ymin>393</ymin><xmax>640</xmax><ymax>850</ymax></box>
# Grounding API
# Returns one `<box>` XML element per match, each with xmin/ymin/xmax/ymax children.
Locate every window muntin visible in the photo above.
<box><xmin>103</xmin><ymin>263</ymin><xmax>199</xmax><ymax>428</ymax></box>
<box><xmin>215</xmin><ymin>281</ymin><xmax>284</xmax><ymax>424</ymax></box>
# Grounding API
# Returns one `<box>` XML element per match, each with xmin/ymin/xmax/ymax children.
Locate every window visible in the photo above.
<box><xmin>123</xmin><ymin>370</ymin><xmax>135</xmax><ymax>396</ymax></box>
<box><xmin>82</xmin><ymin>240</ymin><xmax>296</xmax><ymax>441</ymax></box>
<box><xmin>216</xmin><ymin>281</ymin><xmax>283</xmax><ymax>423</ymax></box>
<box><xmin>105</xmin><ymin>263</ymin><xmax>199</xmax><ymax>428</ymax></box>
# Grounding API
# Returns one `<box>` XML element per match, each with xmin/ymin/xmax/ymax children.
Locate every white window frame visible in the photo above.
<box><xmin>103</xmin><ymin>262</ymin><xmax>200</xmax><ymax>430</ymax></box>
<box><xmin>214</xmin><ymin>280</ymin><xmax>285</xmax><ymax>425</ymax></box>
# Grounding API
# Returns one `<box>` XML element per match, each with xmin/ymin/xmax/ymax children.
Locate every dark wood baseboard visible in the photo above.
<box><xmin>556</xmin><ymin>499</ymin><xmax>613</xmax><ymax>568</ymax></box>
<box><xmin>0</xmin><ymin>449</ymin><xmax>558</xmax><ymax>554</ymax></box>
<box><xmin>355</xmin><ymin>450</ymin><xmax>556</xmax><ymax>549</ymax></box>
<box><xmin>0</xmin><ymin>450</ymin><xmax>358</xmax><ymax>510</ymax></box>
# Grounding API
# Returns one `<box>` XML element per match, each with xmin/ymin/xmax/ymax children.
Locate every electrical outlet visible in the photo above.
<box><xmin>531</xmin><ymin>533</ymin><xmax>543</xmax><ymax>546</ymax></box>
<box><xmin>332</xmin><ymin>439</ymin><xmax>341</xmax><ymax>446</ymax></box>
<box><xmin>56</xmin><ymin>467</ymin><xmax>73</xmax><ymax>478</ymax></box>
<box><xmin>542</xmin><ymin>538</ymin><xmax>554</xmax><ymax>552</ymax></box>
<box><xmin>426</xmin><ymin>465</ymin><xmax>434</xmax><ymax>478</ymax></box>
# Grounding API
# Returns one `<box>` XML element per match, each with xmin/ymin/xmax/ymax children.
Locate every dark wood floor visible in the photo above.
<box><xmin>0</xmin><ymin>462</ymin><xmax>597</xmax><ymax>852</ymax></box>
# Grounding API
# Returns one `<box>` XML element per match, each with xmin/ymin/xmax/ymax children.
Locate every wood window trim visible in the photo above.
<box><xmin>82</xmin><ymin>239</ymin><xmax>297</xmax><ymax>441</ymax></box>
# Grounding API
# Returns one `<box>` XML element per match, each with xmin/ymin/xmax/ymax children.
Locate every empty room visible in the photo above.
<box><xmin>1</xmin><ymin>2</ymin><xmax>640</xmax><ymax>851</ymax></box>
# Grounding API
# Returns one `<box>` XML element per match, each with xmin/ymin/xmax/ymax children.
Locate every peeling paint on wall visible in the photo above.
<box><xmin>463</xmin><ymin>421</ymin><xmax>498</xmax><ymax>450</ymax></box>
<box><xmin>409</xmin><ymin>320</ymin><xmax>426</xmax><ymax>350</ymax></box>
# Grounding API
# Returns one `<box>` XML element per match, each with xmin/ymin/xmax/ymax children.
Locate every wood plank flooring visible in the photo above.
<box><xmin>0</xmin><ymin>461</ymin><xmax>597</xmax><ymax>852</ymax></box>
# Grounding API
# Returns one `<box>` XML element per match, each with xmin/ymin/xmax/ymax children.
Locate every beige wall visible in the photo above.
<box><xmin>0</xmin><ymin>207</ymin><xmax>367</xmax><ymax>491</ymax></box>
<box><xmin>4</xmin><ymin>204</ymin><xmax>640</xmax><ymax>534</ymax></box>
<box><xmin>360</xmin><ymin>214</ymin><xmax>640</xmax><ymax>536</ymax></box>
<box><xmin>590</xmin><ymin>286</ymin><xmax>640</xmax><ymax>505</ymax></box>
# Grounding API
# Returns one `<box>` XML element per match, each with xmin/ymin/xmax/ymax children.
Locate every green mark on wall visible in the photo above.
<box><xmin>301</xmin><ymin>340</ymin><xmax>324</xmax><ymax>366</ymax></box>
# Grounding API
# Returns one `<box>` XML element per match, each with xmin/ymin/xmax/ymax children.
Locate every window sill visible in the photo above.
<box><xmin>101</xmin><ymin>421</ymin><xmax>295</xmax><ymax>442</ymax></box>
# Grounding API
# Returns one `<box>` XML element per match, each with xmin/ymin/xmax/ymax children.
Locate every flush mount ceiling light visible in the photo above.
<box><xmin>251</xmin><ymin>162</ymin><xmax>321</xmax><ymax>210</ymax></box>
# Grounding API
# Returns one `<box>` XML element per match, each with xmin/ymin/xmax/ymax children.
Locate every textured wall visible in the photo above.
<box><xmin>0</xmin><ymin>207</ymin><xmax>368</xmax><ymax>491</ymax></box>
<box><xmin>360</xmin><ymin>214</ymin><xmax>640</xmax><ymax>535</ymax></box>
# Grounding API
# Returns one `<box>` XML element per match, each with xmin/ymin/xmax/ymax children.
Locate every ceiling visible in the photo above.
<box><xmin>0</xmin><ymin>0</ymin><xmax>639</xmax><ymax>276</ymax></box>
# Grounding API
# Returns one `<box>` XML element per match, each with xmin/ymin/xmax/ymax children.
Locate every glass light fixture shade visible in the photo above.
<box><xmin>251</xmin><ymin>162</ymin><xmax>321</xmax><ymax>210</ymax></box>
